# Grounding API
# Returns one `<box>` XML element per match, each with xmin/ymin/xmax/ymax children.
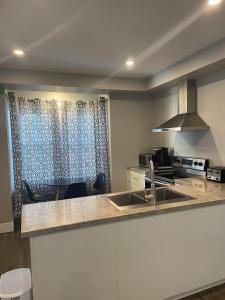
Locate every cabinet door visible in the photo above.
<box><xmin>31</xmin><ymin>225</ymin><xmax>118</xmax><ymax>300</ymax></box>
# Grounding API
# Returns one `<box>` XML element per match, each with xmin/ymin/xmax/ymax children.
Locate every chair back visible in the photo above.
<box><xmin>64</xmin><ymin>182</ymin><xmax>88</xmax><ymax>199</ymax></box>
<box><xmin>22</xmin><ymin>180</ymin><xmax>34</xmax><ymax>201</ymax></box>
<box><xmin>94</xmin><ymin>173</ymin><xmax>106</xmax><ymax>193</ymax></box>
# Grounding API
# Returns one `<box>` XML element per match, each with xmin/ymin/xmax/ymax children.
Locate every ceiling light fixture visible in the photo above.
<box><xmin>126</xmin><ymin>59</ymin><xmax>134</xmax><ymax>67</ymax></box>
<box><xmin>13</xmin><ymin>49</ymin><xmax>24</xmax><ymax>56</ymax></box>
<box><xmin>208</xmin><ymin>0</ymin><xmax>221</xmax><ymax>5</ymax></box>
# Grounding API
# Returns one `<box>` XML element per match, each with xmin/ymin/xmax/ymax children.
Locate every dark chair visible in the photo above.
<box><xmin>92</xmin><ymin>173</ymin><xmax>106</xmax><ymax>195</ymax></box>
<box><xmin>64</xmin><ymin>182</ymin><xmax>88</xmax><ymax>199</ymax></box>
<box><xmin>22</xmin><ymin>180</ymin><xmax>54</xmax><ymax>203</ymax></box>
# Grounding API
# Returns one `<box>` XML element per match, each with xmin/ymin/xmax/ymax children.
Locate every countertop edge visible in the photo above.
<box><xmin>126</xmin><ymin>166</ymin><xmax>147</xmax><ymax>174</ymax></box>
<box><xmin>21</xmin><ymin>197</ymin><xmax>225</xmax><ymax>238</ymax></box>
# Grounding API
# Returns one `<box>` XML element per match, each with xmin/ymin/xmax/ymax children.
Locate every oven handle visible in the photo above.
<box><xmin>145</xmin><ymin>177</ymin><xmax>172</xmax><ymax>187</ymax></box>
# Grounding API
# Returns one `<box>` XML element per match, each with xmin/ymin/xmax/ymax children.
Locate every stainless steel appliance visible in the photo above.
<box><xmin>207</xmin><ymin>167</ymin><xmax>225</xmax><ymax>183</ymax></box>
<box><xmin>145</xmin><ymin>156</ymin><xmax>209</xmax><ymax>187</ymax></box>
<box><xmin>152</xmin><ymin>79</ymin><xmax>209</xmax><ymax>133</ymax></box>
<box><xmin>139</xmin><ymin>153</ymin><xmax>153</xmax><ymax>167</ymax></box>
<box><xmin>139</xmin><ymin>147</ymin><xmax>171</xmax><ymax>168</ymax></box>
<box><xmin>154</xmin><ymin>147</ymin><xmax>169</xmax><ymax>167</ymax></box>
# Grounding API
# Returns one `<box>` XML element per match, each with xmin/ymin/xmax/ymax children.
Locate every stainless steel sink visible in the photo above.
<box><xmin>155</xmin><ymin>188</ymin><xmax>195</xmax><ymax>203</ymax></box>
<box><xmin>106</xmin><ymin>192</ymin><xmax>150</xmax><ymax>210</ymax></box>
<box><xmin>106</xmin><ymin>188</ymin><xmax>195</xmax><ymax>210</ymax></box>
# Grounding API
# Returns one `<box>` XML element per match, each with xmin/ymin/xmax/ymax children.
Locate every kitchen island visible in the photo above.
<box><xmin>22</xmin><ymin>178</ymin><xmax>225</xmax><ymax>300</ymax></box>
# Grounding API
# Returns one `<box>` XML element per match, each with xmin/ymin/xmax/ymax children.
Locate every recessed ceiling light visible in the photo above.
<box><xmin>13</xmin><ymin>49</ymin><xmax>24</xmax><ymax>56</ymax></box>
<box><xmin>208</xmin><ymin>0</ymin><xmax>221</xmax><ymax>5</ymax></box>
<box><xmin>126</xmin><ymin>59</ymin><xmax>134</xmax><ymax>67</ymax></box>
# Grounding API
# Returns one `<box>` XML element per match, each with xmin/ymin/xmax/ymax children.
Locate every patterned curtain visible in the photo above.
<box><xmin>8</xmin><ymin>93</ymin><xmax>111</xmax><ymax>216</ymax></box>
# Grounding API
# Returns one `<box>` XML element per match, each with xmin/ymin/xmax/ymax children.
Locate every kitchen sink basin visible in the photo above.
<box><xmin>155</xmin><ymin>188</ymin><xmax>195</xmax><ymax>203</ymax></box>
<box><xmin>106</xmin><ymin>192</ymin><xmax>149</xmax><ymax>210</ymax></box>
<box><xmin>106</xmin><ymin>188</ymin><xmax>195</xmax><ymax>210</ymax></box>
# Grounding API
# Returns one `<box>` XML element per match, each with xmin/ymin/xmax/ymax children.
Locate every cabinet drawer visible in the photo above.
<box><xmin>127</xmin><ymin>170</ymin><xmax>145</xmax><ymax>181</ymax></box>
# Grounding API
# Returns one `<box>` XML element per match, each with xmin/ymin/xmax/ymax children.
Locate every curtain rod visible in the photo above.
<box><xmin>7</xmin><ymin>91</ymin><xmax>108</xmax><ymax>103</ymax></box>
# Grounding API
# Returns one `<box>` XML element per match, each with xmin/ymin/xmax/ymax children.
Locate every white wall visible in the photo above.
<box><xmin>110</xmin><ymin>98</ymin><xmax>155</xmax><ymax>192</ymax></box>
<box><xmin>0</xmin><ymin>68</ymin><xmax>146</xmax><ymax>92</ymax></box>
<box><xmin>147</xmin><ymin>37</ymin><xmax>225</xmax><ymax>90</ymax></box>
<box><xmin>151</xmin><ymin>88</ymin><xmax>178</xmax><ymax>149</ymax></box>
<box><xmin>152</xmin><ymin>74</ymin><xmax>225</xmax><ymax>166</ymax></box>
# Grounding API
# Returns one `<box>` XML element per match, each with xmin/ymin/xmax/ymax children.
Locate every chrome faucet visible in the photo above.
<box><xmin>145</xmin><ymin>159</ymin><xmax>156</xmax><ymax>205</ymax></box>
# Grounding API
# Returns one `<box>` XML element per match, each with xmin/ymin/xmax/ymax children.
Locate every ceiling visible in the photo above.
<box><xmin>1</xmin><ymin>0</ymin><xmax>225</xmax><ymax>78</ymax></box>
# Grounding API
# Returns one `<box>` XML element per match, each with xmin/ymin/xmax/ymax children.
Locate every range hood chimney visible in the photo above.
<box><xmin>152</xmin><ymin>79</ymin><xmax>209</xmax><ymax>133</ymax></box>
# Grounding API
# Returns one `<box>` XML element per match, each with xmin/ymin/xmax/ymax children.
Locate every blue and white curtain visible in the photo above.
<box><xmin>8</xmin><ymin>93</ymin><xmax>111</xmax><ymax>216</ymax></box>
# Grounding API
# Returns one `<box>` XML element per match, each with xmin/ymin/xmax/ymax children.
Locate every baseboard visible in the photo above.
<box><xmin>0</xmin><ymin>221</ymin><xmax>14</xmax><ymax>233</ymax></box>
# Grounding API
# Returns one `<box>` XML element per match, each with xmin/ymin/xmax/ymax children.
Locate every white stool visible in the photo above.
<box><xmin>0</xmin><ymin>268</ymin><xmax>31</xmax><ymax>300</ymax></box>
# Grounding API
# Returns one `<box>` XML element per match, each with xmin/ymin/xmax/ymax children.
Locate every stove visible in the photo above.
<box><xmin>145</xmin><ymin>156</ymin><xmax>209</xmax><ymax>186</ymax></box>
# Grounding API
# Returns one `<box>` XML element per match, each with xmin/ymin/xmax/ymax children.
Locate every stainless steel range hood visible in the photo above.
<box><xmin>152</xmin><ymin>79</ymin><xmax>209</xmax><ymax>133</ymax></box>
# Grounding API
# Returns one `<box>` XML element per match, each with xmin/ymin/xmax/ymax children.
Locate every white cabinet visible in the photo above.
<box><xmin>127</xmin><ymin>169</ymin><xmax>145</xmax><ymax>191</ymax></box>
<box><xmin>31</xmin><ymin>225</ymin><xmax>118</xmax><ymax>300</ymax></box>
<box><xmin>30</xmin><ymin>204</ymin><xmax>225</xmax><ymax>300</ymax></box>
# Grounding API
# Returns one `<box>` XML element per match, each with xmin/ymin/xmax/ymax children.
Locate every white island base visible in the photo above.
<box><xmin>30</xmin><ymin>203</ymin><xmax>225</xmax><ymax>300</ymax></box>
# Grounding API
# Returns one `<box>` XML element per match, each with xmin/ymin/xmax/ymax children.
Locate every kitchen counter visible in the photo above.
<box><xmin>126</xmin><ymin>166</ymin><xmax>148</xmax><ymax>174</ymax></box>
<box><xmin>21</xmin><ymin>177</ymin><xmax>225</xmax><ymax>237</ymax></box>
<box><xmin>26</xmin><ymin>177</ymin><xmax>225</xmax><ymax>300</ymax></box>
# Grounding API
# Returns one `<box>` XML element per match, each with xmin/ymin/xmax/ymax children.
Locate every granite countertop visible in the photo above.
<box><xmin>126</xmin><ymin>166</ymin><xmax>148</xmax><ymax>174</ymax></box>
<box><xmin>21</xmin><ymin>177</ymin><xmax>225</xmax><ymax>238</ymax></box>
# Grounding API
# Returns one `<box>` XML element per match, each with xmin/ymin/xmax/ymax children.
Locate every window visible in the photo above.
<box><xmin>9</xmin><ymin>94</ymin><xmax>110</xmax><ymax>216</ymax></box>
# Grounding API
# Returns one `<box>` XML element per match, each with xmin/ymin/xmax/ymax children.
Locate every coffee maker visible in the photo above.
<box><xmin>153</xmin><ymin>147</ymin><xmax>170</xmax><ymax>167</ymax></box>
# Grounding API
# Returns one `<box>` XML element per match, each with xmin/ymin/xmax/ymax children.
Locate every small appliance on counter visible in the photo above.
<box><xmin>139</xmin><ymin>153</ymin><xmax>153</xmax><ymax>168</ymax></box>
<box><xmin>207</xmin><ymin>167</ymin><xmax>225</xmax><ymax>183</ymax></box>
<box><xmin>139</xmin><ymin>147</ymin><xmax>172</xmax><ymax>168</ymax></box>
<box><xmin>154</xmin><ymin>147</ymin><xmax>170</xmax><ymax>167</ymax></box>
